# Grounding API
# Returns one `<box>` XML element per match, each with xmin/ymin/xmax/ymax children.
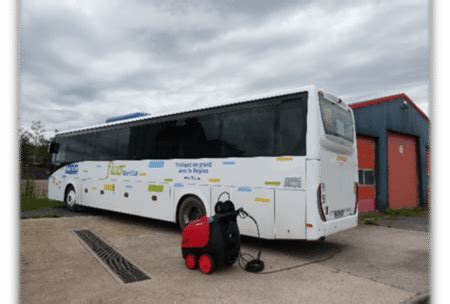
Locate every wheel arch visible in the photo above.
<box><xmin>64</xmin><ymin>183</ymin><xmax>77</xmax><ymax>201</ymax></box>
<box><xmin>174</xmin><ymin>189</ymin><xmax>209</xmax><ymax>225</ymax></box>
<box><xmin>64</xmin><ymin>183</ymin><xmax>75</xmax><ymax>194</ymax></box>
<box><xmin>63</xmin><ymin>181</ymin><xmax>81</xmax><ymax>206</ymax></box>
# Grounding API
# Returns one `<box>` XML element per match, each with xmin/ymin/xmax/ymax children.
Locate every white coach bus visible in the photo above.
<box><xmin>48</xmin><ymin>85</ymin><xmax>358</xmax><ymax>240</ymax></box>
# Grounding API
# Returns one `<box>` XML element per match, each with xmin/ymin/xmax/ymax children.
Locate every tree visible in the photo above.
<box><xmin>20</xmin><ymin>121</ymin><xmax>52</xmax><ymax>179</ymax></box>
<box><xmin>29</xmin><ymin>121</ymin><xmax>46</xmax><ymax>165</ymax></box>
<box><xmin>19</xmin><ymin>127</ymin><xmax>32</xmax><ymax>165</ymax></box>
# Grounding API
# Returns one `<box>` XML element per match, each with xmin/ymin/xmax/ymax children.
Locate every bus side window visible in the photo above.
<box><xmin>65</xmin><ymin>136</ymin><xmax>85</xmax><ymax>162</ymax></box>
<box><xmin>129</xmin><ymin>125</ymin><xmax>146</xmax><ymax>160</ymax></box>
<box><xmin>179</xmin><ymin>117</ymin><xmax>206</xmax><ymax>158</ymax></box>
<box><xmin>95</xmin><ymin>130</ymin><xmax>118</xmax><ymax>160</ymax></box>
<box><xmin>179</xmin><ymin>115</ymin><xmax>221</xmax><ymax>158</ymax></box>
<box><xmin>221</xmin><ymin>105</ymin><xmax>275</xmax><ymax>157</ymax></box>
<box><xmin>129</xmin><ymin>124</ymin><xmax>158</xmax><ymax>160</ymax></box>
<box><xmin>155</xmin><ymin>120</ymin><xmax>180</xmax><ymax>159</ymax></box>
<box><xmin>277</xmin><ymin>98</ymin><xmax>307</xmax><ymax>156</ymax></box>
<box><xmin>84</xmin><ymin>133</ymin><xmax>97</xmax><ymax>160</ymax></box>
<box><xmin>55</xmin><ymin>139</ymin><xmax>67</xmax><ymax>163</ymax></box>
<box><xmin>116</xmin><ymin>128</ymin><xmax>130</xmax><ymax>160</ymax></box>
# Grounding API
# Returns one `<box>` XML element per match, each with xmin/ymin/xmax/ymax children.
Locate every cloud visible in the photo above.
<box><xmin>20</xmin><ymin>0</ymin><xmax>429</xmax><ymax>136</ymax></box>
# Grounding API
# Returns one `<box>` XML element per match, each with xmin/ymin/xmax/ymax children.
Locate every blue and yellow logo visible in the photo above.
<box><xmin>65</xmin><ymin>164</ymin><xmax>79</xmax><ymax>175</ymax></box>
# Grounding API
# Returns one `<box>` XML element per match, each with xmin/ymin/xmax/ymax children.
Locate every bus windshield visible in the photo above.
<box><xmin>319</xmin><ymin>94</ymin><xmax>354</xmax><ymax>143</ymax></box>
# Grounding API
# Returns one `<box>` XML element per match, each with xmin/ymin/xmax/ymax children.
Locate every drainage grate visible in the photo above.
<box><xmin>74</xmin><ymin>229</ymin><xmax>150</xmax><ymax>284</ymax></box>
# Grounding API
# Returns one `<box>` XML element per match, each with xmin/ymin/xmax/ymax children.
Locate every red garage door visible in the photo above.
<box><xmin>388</xmin><ymin>132</ymin><xmax>418</xmax><ymax>209</ymax></box>
<box><xmin>357</xmin><ymin>136</ymin><xmax>376</xmax><ymax>212</ymax></box>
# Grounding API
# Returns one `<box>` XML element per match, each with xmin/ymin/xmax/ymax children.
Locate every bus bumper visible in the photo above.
<box><xmin>307</xmin><ymin>214</ymin><xmax>358</xmax><ymax>240</ymax></box>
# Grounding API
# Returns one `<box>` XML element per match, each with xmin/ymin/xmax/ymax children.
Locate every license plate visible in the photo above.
<box><xmin>334</xmin><ymin>210</ymin><xmax>344</xmax><ymax>218</ymax></box>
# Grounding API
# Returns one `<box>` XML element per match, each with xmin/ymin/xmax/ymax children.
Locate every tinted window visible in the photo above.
<box><xmin>116</xmin><ymin>128</ymin><xmax>131</xmax><ymax>159</ymax></box>
<box><xmin>54</xmin><ymin>137</ymin><xmax>68</xmax><ymax>163</ymax></box>
<box><xmin>180</xmin><ymin>115</ymin><xmax>221</xmax><ymax>158</ymax></box>
<box><xmin>83</xmin><ymin>133</ymin><xmax>97</xmax><ymax>160</ymax></box>
<box><xmin>54</xmin><ymin>128</ymin><xmax>131</xmax><ymax>163</ymax></box>
<box><xmin>54</xmin><ymin>135</ymin><xmax>88</xmax><ymax>163</ymax></box>
<box><xmin>129</xmin><ymin>125</ymin><xmax>146</xmax><ymax>159</ymax></box>
<box><xmin>65</xmin><ymin>136</ymin><xmax>85</xmax><ymax>162</ymax></box>
<box><xmin>155</xmin><ymin>120</ymin><xmax>180</xmax><ymax>159</ymax></box>
<box><xmin>95</xmin><ymin>130</ymin><xmax>117</xmax><ymax>160</ymax></box>
<box><xmin>52</xmin><ymin>92</ymin><xmax>308</xmax><ymax>163</ymax></box>
<box><xmin>129</xmin><ymin>123</ymin><xmax>161</xmax><ymax>159</ymax></box>
<box><xmin>222</xmin><ymin>105</ymin><xmax>275</xmax><ymax>157</ymax></box>
<box><xmin>277</xmin><ymin>98</ymin><xmax>307</xmax><ymax>155</ymax></box>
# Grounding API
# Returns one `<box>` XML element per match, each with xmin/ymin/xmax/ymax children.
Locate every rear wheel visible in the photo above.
<box><xmin>177</xmin><ymin>196</ymin><xmax>206</xmax><ymax>230</ymax></box>
<box><xmin>64</xmin><ymin>186</ymin><xmax>78</xmax><ymax>212</ymax></box>
<box><xmin>199</xmin><ymin>254</ymin><xmax>214</xmax><ymax>274</ymax></box>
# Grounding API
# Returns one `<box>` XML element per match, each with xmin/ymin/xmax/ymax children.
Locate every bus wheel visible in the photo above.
<box><xmin>65</xmin><ymin>186</ymin><xmax>78</xmax><ymax>212</ymax></box>
<box><xmin>177</xmin><ymin>196</ymin><xmax>206</xmax><ymax>230</ymax></box>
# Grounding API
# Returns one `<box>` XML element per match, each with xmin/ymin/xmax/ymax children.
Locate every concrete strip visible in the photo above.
<box><xmin>322</xmin><ymin>225</ymin><xmax>429</xmax><ymax>293</ymax></box>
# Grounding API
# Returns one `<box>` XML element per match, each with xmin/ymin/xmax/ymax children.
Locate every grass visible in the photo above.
<box><xmin>21</xmin><ymin>197</ymin><xmax>63</xmax><ymax>212</ymax></box>
<box><xmin>20</xmin><ymin>179</ymin><xmax>63</xmax><ymax>213</ymax></box>
<box><xmin>359</xmin><ymin>212</ymin><xmax>383</xmax><ymax>226</ymax></box>
<box><xmin>359</xmin><ymin>207</ymin><xmax>428</xmax><ymax>226</ymax></box>
<box><xmin>382</xmin><ymin>207</ymin><xmax>428</xmax><ymax>217</ymax></box>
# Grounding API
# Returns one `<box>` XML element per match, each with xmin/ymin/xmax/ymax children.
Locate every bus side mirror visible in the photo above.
<box><xmin>49</xmin><ymin>142</ymin><xmax>59</xmax><ymax>154</ymax></box>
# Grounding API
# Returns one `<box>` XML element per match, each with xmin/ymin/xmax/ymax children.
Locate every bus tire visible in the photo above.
<box><xmin>177</xmin><ymin>196</ymin><xmax>206</xmax><ymax>230</ymax></box>
<box><xmin>64</xmin><ymin>185</ymin><xmax>78</xmax><ymax>212</ymax></box>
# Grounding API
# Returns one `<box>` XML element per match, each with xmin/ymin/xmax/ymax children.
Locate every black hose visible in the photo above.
<box><xmin>254</xmin><ymin>245</ymin><xmax>341</xmax><ymax>275</ymax></box>
<box><xmin>237</xmin><ymin>210</ymin><xmax>265</xmax><ymax>272</ymax></box>
<box><xmin>237</xmin><ymin>208</ymin><xmax>341</xmax><ymax>274</ymax></box>
<box><xmin>217</xmin><ymin>191</ymin><xmax>231</xmax><ymax>202</ymax></box>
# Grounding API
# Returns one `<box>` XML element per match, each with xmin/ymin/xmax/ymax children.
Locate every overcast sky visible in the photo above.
<box><xmin>20</xmin><ymin>0</ymin><xmax>429</xmax><ymax>137</ymax></box>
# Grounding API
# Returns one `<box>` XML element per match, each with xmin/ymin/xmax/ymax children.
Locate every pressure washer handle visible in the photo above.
<box><xmin>236</xmin><ymin>207</ymin><xmax>249</xmax><ymax>218</ymax></box>
<box><xmin>214</xmin><ymin>210</ymin><xmax>239</xmax><ymax>220</ymax></box>
<box><xmin>214</xmin><ymin>208</ymin><xmax>249</xmax><ymax>221</ymax></box>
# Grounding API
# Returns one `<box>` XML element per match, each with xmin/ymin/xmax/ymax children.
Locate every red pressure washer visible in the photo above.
<box><xmin>181</xmin><ymin>192</ymin><xmax>264</xmax><ymax>274</ymax></box>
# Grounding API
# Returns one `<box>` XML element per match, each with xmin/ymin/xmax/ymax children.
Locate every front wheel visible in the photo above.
<box><xmin>64</xmin><ymin>186</ymin><xmax>78</xmax><ymax>212</ymax></box>
<box><xmin>177</xmin><ymin>196</ymin><xmax>206</xmax><ymax>230</ymax></box>
<box><xmin>199</xmin><ymin>254</ymin><xmax>214</xmax><ymax>274</ymax></box>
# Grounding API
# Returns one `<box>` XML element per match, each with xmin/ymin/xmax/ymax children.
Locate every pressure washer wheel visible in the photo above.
<box><xmin>198</xmin><ymin>254</ymin><xmax>214</xmax><ymax>274</ymax></box>
<box><xmin>185</xmin><ymin>254</ymin><xmax>197</xmax><ymax>270</ymax></box>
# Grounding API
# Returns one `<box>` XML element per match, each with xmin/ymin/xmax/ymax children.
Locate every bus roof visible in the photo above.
<box><xmin>55</xmin><ymin>85</ymin><xmax>318</xmax><ymax>136</ymax></box>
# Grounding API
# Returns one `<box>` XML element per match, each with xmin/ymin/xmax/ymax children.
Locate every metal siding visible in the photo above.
<box><xmin>353</xmin><ymin>98</ymin><xmax>429</xmax><ymax>209</ymax></box>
